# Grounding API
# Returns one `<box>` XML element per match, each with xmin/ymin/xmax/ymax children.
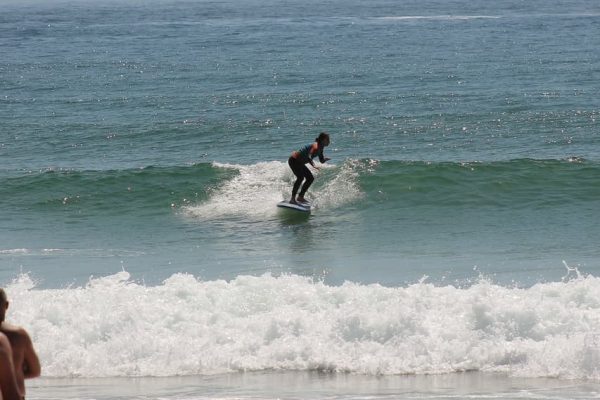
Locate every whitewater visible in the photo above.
<box><xmin>6</xmin><ymin>266</ymin><xmax>600</xmax><ymax>380</ymax></box>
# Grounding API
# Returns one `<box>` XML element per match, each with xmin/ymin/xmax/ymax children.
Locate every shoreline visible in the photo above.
<box><xmin>28</xmin><ymin>370</ymin><xmax>600</xmax><ymax>399</ymax></box>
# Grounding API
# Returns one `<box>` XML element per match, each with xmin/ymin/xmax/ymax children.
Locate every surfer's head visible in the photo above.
<box><xmin>316</xmin><ymin>132</ymin><xmax>330</xmax><ymax>147</ymax></box>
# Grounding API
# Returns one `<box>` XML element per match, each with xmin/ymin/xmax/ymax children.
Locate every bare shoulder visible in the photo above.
<box><xmin>0</xmin><ymin>323</ymin><xmax>31</xmax><ymax>344</ymax></box>
<box><xmin>1</xmin><ymin>322</ymin><xmax>24</xmax><ymax>334</ymax></box>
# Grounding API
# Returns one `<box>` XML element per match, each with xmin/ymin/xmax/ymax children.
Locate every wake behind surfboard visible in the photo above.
<box><xmin>277</xmin><ymin>200</ymin><xmax>311</xmax><ymax>213</ymax></box>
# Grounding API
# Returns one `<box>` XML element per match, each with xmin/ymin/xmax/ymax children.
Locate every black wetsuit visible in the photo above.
<box><xmin>288</xmin><ymin>143</ymin><xmax>325</xmax><ymax>199</ymax></box>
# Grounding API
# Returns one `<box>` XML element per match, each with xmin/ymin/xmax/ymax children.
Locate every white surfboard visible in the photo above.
<box><xmin>277</xmin><ymin>200</ymin><xmax>311</xmax><ymax>213</ymax></box>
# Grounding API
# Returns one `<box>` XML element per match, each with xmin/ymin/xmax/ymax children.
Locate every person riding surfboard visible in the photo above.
<box><xmin>288</xmin><ymin>132</ymin><xmax>331</xmax><ymax>205</ymax></box>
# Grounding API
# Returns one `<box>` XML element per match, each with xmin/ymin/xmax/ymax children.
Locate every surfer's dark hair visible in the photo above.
<box><xmin>316</xmin><ymin>132</ymin><xmax>330</xmax><ymax>143</ymax></box>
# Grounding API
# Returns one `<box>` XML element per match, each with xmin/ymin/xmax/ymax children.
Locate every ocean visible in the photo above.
<box><xmin>1</xmin><ymin>0</ymin><xmax>600</xmax><ymax>398</ymax></box>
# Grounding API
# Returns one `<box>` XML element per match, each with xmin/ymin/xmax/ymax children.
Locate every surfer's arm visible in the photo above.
<box><xmin>308</xmin><ymin>143</ymin><xmax>320</xmax><ymax>168</ymax></box>
<box><xmin>310</xmin><ymin>143</ymin><xmax>329</xmax><ymax>164</ymax></box>
<box><xmin>318</xmin><ymin>152</ymin><xmax>330</xmax><ymax>163</ymax></box>
<box><xmin>316</xmin><ymin>146</ymin><xmax>329</xmax><ymax>164</ymax></box>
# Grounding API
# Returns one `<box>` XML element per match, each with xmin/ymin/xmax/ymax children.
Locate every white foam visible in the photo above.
<box><xmin>5</xmin><ymin>272</ymin><xmax>600</xmax><ymax>379</ymax></box>
<box><xmin>377</xmin><ymin>15</ymin><xmax>501</xmax><ymax>21</ymax></box>
<box><xmin>184</xmin><ymin>160</ymin><xmax>362</xmax><ymax>219</ymax></box>
<box><xmin>313</xmin><ymin>159</ymin><xmax>364</xmax><ymax>209</ymax></box>
<box><xmin>0</xmin><ymin>248</ymin><xmax>29</xmax><ymax>255</ymax></box>
<box><xmin>188</xmin><ymin>161</ymin><xmax>289</xmax><ymax>218</ymax></box>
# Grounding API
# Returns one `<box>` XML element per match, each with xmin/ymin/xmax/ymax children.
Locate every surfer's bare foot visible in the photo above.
<box><xmin>297</xmin><ymin>196</ymin><xmax>307</xmax><ymax>203</ymax></box>
<box><xmin>289</xmin><ymin>198</ymin><xmax>298</xmax><ymax>204</ymax></box>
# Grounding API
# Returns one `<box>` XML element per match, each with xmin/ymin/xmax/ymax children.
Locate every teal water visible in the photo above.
<box><xmin>2</xmin><ymin>0</ymin><xmax>600</xmax><ymax>395</ymax></box>
<box><xmin>1</xmin><ymin>159</ymin><xmax>599</xmax><ymax>287</ymax></box>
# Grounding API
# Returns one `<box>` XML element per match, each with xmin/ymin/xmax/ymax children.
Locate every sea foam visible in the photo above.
<box><xmin>184</xmin><ymin>160</ymin><xmax>362</xmax><ymax>219</ymax></box>
<box><xmin>5</xmin><ymin>271</ymin><xmax>600</xmax><ymax>379</ymax></box>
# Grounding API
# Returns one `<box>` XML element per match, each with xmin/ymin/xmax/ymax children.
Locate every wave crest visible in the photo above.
<box><xmin>6</xmin><ymin>271</ymin><xmax>600</xmax><ymax>379</ymax></box>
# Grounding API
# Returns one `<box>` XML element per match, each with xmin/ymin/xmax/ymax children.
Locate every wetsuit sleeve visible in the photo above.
<box><xmin>317</xmin><ymin>147</ymin><xmax>326</xmax><ymax>163</ymax></box>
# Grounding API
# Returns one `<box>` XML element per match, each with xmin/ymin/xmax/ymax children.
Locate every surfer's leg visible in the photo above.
<box><xmin>298</xmin><ymin>167</ymin><xmax>314</xmax><ymax>200</ymax></box>
<box><xmin>288</xmin><ymin>157</ymin><xmax>304</xmax><ymax>202</ymax></box>
<box><xmin>292</xmin><ymin>177</ymin><xmax>303</xmax><ymax>201</ymax></box>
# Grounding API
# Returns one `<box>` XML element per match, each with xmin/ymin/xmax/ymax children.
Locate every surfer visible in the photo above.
<box><xmin>288</xmin><ymin>132</ymin><xmax>331</xmax><ymax>204</ymax></box>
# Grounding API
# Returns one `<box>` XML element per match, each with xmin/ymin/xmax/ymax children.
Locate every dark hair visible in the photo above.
<box><xmin>315</xmin><ymin>132</ymin><xmax>330</xmax><ymax>143</ymax></box>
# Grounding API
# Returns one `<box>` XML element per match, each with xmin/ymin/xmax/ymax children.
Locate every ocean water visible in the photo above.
<box><xmin>1</xmin><ymin>0</ymin><xmax>600</xmax><ymax>398</ymax></box>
